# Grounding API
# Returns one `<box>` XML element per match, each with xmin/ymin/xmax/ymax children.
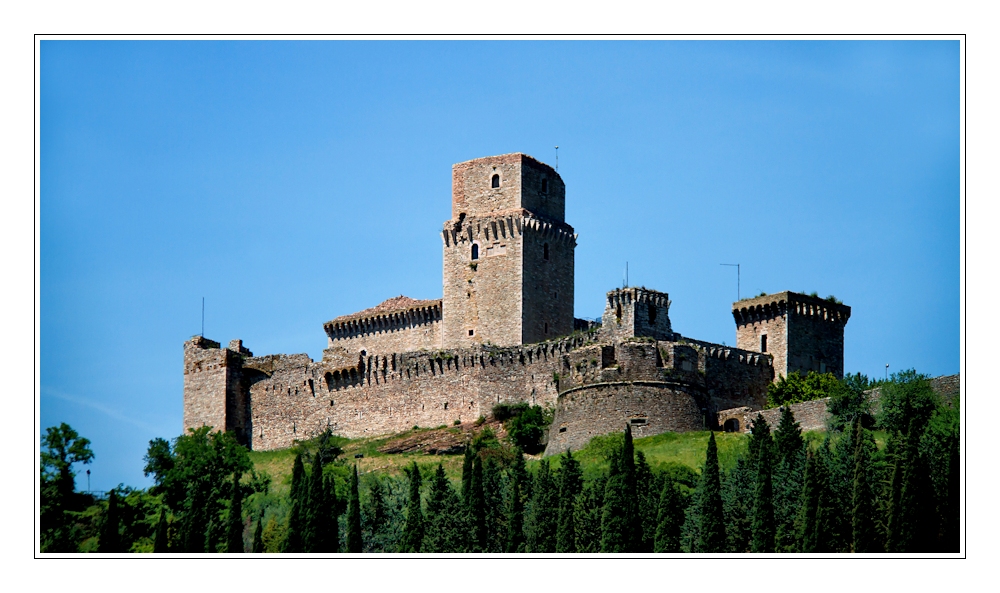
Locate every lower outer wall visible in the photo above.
<box><xmin>544</xmin><ymin>381</ymin><xmax>707</xmax><ymax>455</ymax></box>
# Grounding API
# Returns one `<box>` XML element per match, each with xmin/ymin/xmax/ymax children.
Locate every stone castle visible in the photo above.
<box><xmin>183</xmin><ymin>153</ymin><xmax>851</xmax><ymax>454</ymax></box>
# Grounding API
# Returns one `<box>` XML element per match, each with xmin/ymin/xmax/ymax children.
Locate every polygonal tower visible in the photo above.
<box><xmin>441</xmin><ymin>153</ymin><xmax>576</xmax><ymax>348</ymax></box>
<box><xmin>732</xmin><ymin>291</ymin><xmax>851</xmax><ymax>380</ymax></box>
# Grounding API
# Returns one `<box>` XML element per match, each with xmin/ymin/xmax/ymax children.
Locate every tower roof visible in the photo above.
<box><xmin>327</xmin><ymin>295</ymin><xmax>442</xmax><ymax>325</ymax></box>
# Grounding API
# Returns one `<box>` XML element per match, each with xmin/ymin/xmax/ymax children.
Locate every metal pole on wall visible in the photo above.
<box><xmin>202</xmin><ymin>297</ymin><xmax>205</xmax><ymax>337</ymax></box>
<box><xmin>555</xmin><ymin>146</ymin><xmax>559</xmax><ymax>170</ymax></box>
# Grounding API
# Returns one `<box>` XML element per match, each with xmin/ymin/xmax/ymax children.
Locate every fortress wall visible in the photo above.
<box><xmin>246</xmin><ymin>336</ymin><xmax>590</xmax><ymax>451</ymax></box>
<box><xmin>521</xmin><ymin>219</ymin><xmax>575</xmax><ymax>344</ymax></box>
<box><xmin>546</xmin><ymin>381</ymin><xmax>707</xmax><ymax>454</ymax></box>
<box><xmin>183</xmin><ymin>337</ymin><xmax>238</xmax><ymax>436</ymax></box>
<box><xmin>324</xmin><ymin>303</ymin><xmax>442</xmax><ymax>355</ymax></box>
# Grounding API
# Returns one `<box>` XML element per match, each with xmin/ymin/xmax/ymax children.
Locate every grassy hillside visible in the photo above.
<box><xmin>248</xmin><ymin>428</ymin><xmax>755</xmax><ymax>494</ymax></box>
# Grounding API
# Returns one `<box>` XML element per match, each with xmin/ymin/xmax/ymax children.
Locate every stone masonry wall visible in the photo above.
<box><xmin>183</xmin><ymin>337</ymin><xmax>235</xmax><ymax>436</ymax></box>
<box><xmin>450</xmin><ymin>153</ymin><xmax>565</xmax><ymax>222</ymax></box>
<box><xmin>521</xmin><ymin>218</ymin><xmax>575</xmax><ymax>344</ymax></box>
<box><xmin>324</xmin><ymin>301</ymin><xmax>442</xmax><ymax>356</ymax></box>
<box><xmin>601</xmin><ymin>288</ymin><xmax>674</xmax><ymax>343</ymax></box>
<box><xmin>240</xmin><ymin>335</ymin><xmax>591</xmax><ymax>451</ymax></box>
<box><xmin>545</xmin><ymin>382</ymin><xmax>707</xmax><ymax>454</ymax></box>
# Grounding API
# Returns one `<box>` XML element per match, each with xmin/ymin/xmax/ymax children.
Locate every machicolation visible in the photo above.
<box><xmin>183</xmin><ymin>153</ymin><xmax>857</xmax><ymax>454</ymax></box>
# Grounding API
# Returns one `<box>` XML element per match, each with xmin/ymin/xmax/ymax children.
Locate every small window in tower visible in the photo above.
<box><xmin>761</xmin><ymin>335</ymin><xmax>767</xmax><ymax>353</ymax></box>
<box><xmin>543</xmin><ymin>243</ymin><xmax>550</xmax><ymax>260</ymax></box>
<box><xmin>544</xmin><ymin>322</ymin><xmax>549</xmax><ymax>334</ymax></box>
<box><xmin>648</xmin><ymin>303</ymin><xmax>657</xmax><ymax>323</ymax></box>
<box><xmin>491</xmin><ymin>174</ymin><xmax>500</xmax><ymax>188</ymax></box>
<box><xmin>468</xmin><ymin>329</ymin><xmax>474</xmax><ymax>336</ymax></box>
<box><xmin>541</xmin><ymin>178</ymin><xmax>549</xmax><ymax>194</ymax></box>
<box><xmin>471</xmin><ymin>244</ymin><xmax>479</xmax><ymax>260</ymax></box>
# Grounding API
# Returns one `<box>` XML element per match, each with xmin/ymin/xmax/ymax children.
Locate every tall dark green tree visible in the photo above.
<box><xmin>399</xmin><ymin>462</ymin><xmax>424</xmax><ymax>553</ymax></box>
<box><xmin>482</xmin><ymin>457</ymin><xmax>505</xmax><ymax>552</ymax></box>
<box><xmin>772</xmin><ymin>407</ymin><xmax>805</xmax><ymax>552</ymax></box>
<box><xmin>556</xmin><ymin>449</ymin><xmax>583</xmax><ymax>553</ymax></box>
<box><xmin>303</xmin><ymin>452</ymin><xmax>323</xmax><ymax>552</ymax></box>
<box><xmin>346</xmin><ymin>464</ymin><xmax>363</xmax><ymax>553</ymax></box>
<box><xmin>252</xmin><ymin>515</ymin><xmax>264</xmax><ymax>553</ymax></box>
<box><xmin>697</xmin><ymin>431</ymin><xmax>726</xmax><ymax>553</ymax></box>
<box><xmin>505</xmin><ymin>478</ymin><xmax>525</xmax><ymax>553</ymax></box>
<box><xmin>510</xmin><ymin>446</ymin><xmax>531</xmax><ymax>502</ymax></box>
<box><xmin>601</xmin><ymin>444</ymin><xmax>629</xmax><ymax>552</ymax></box>
<box><xmin>98</xmin><ymin>489</ymin><xmax>122</xmax><ymax>552</ymax></box>
<box><xmin>722</xmin><ymin>455</ymin><xmax>754</xmax><ymax>552</ymax></box>
<box><xmin>877</xmin><ymin>370</ymin><xmax>939</xmax><ymax>435</ymax></box>
<box><xmin>324</xmin><ymin>474</ymin><xmax>341</xmax><ymax>552</ymax></box>
<box><xmin>282</xmin><ymin>453</ymin><xmax>307</xmax><ymax>553</ymax></box>
<box><xmin>526</xmin><ymin>458</ymin><xmax>558</xmax><ymax>553</ymax></box>
<box><xmin>154</xmin><ymin>507</ymin><xmax>169</xmax><ymax>553</ymax></box>
<box><xmin>622</xmin><ymin>424</ymin><xmax>639</xmax><ymax>551</ymax></box>
<box><xmin>797</xmin><ymin>449</ymin><xmax>834</xmax><ymax>553</ymax></box>
<box><xmin>574</xmin><ymin>475</ymin><xmax>606</xmax><ymax>553</ymax></box>
<box><xmin>750</xmin><ymin>441</ymin><xmax>775</xmax><ymax>552</ymax></box>
<box><xmin>654</xmin><ymin>477</ymin><xmax>684</xmax><ymax>553</ymax></box>
<box><xmin>423</xmin><ymin>464</ymin><xmax>468</xmax><ymax>552</ymax></box>
<box><xmin>890</xmin><ymin>418</ymin><xmax>935</xmax><ymax>552</ymax></box>
<box><xmin>851</xmin><ymin>419</ymin><xmax>878</xmax><ymax>552</ymax></box>
<box><xmin>226</xmin><ymin>472</ymin><xmax>244</xmax><ymax>553</ymax></box>
<box><xmin>363</xmin><ymin>477</ymin><xmax>390</xmax><ymax>552</ymax></box>
<box><xmin>635</xmin><ymin>450</ymin><xmax>656</xmax><ymax>552</ymax></box>
<box><xmin>469</xmin><ymin>454</ymin><xmax>487</xmax><ymax>551</ymax></box>
<box><xmin>461</xmin><ymin>446</ymin><xmax>474</xmax><ymax>507</ymax></box>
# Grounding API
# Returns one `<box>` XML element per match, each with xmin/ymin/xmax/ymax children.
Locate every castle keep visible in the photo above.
<box><xmin>183</xmin><ymin>153</ymin><xmax>851</xmax><ymax>453</ymax></box>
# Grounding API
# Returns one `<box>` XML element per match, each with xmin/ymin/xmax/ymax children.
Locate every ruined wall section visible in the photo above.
<box><xmin>600</xmin><ymin>288</ymin><xmax>674</xmax><ymax>343</ymax></box>
<box><xmin>183</xmin><ymin>337</ymin><xmax>252</xmax><ymax>445</ymax></box>
<box><xmin>521</xmin><ymin>217</ymin><xmax>575</xmax><ymax>344</ymax></box>
<box><xmin>323</xmin><ymin>301</ymin><xmax>441</xmax><ymax>356</ymax></box>
<box><xmin>246</xmin><ymin>335</ymin><xmax>591</xmax><ymax>451</ymax></box>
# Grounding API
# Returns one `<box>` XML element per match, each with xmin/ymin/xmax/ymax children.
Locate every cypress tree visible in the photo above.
<box><xmin>154</xmin><ymin>506</ymin><xmax>168</xmax><ymax>553</ymax></box>
<box><xmin>526</xmin><ymin>458</ymin><xmax>557</xmax><ymax>552</ymax></box>
<box><xmin>635</xmin><ymin>450</ymin><xmax>656</xmax><ymax>552</ymax></box>
<box><xmin>601</xmin><ymin>445</ymin><xmax>629</xmax><ymax>552</ymax></box>
<box><xmin>323</xmin><ymin>474</ymin><xmax>340</xmax><ymax>553</ymax></box>
<box><xmin>399</xmin><ymin>462</ymin><xmax>424</xmax><ymax>553</ymax></box>
<box><xmin>98</xmin><ymin>489</ymin><xmax>121</xmax><ymax>553</ymax></box>
<box><xmin>346</xmin><ymin>464</ymin><xmax>363</xmax><ymax>553</ymax></box>
<box><xmin>364</xmin><ymin>477</ymin><xmax>389</xmax><ymax>552</ymax></box>
<box><xmin>252</xmin><ymin>516</ymin><xmax>264</xmax><ymax>553</ymax></box>
<box><xmin>750</xmin><ymin>440</ymin><xmax>775</xmax><ymax>552</ymax></box>
<box><xmin>575</xmin><ymin>475</ymin><xmax>606</xmax><ymax>553</ymax></box>
<box><xmin>505</xmin><ymin>478</ymin><xmax>525</xmax><ymax>553</ymax></box>
<box><xmin>772</xmin><ymin>407</ymin><xmax>805</xmax><ymax>552</ymax></box>
<box><xmin>510</xmin><ymin>446</ymin><xmax>531</xmax><ymax>502</ymax></box>
<box><xmin>226</xmin><ymin>472</ymin><xmax>244</xmax><ymax>553</ymax></box>
<box><xmin>482</xmin><ymin>457</ymin><xmax>505</xmax><ymax>552</ymax></box>
<box><xmin>722</xmin><ymin>455</ymin><xmax>754</xmax><ymax>552</ymax></box>
<box><xmin>697</xmin><ymin>431</ymin><xmax>726</xmax><ymax>553</ymax></box>
<box><xmin>424</xmin><ymin>463</ymin><xmax>468</xmax><ymax>552</ymax></box>
<box><xmin>654</xmin><ymin>477</ymin><xmax>683</xmax><ymax>553</ymax></box>
<box><xmin>622</xmin><ymin>424</ymin><xmax>639</xmax><ymax>551</ymax></box>
<box><xmin>798</xmin><ymin>449</ymin><xmax>834</xmax><ymax>553</ymax></box>
<box><xmin>303</xmin><ymin>452</ymin><xmax>323</xmax><ymax>551</ymax></box>
<box><xmin>469</xmin><ymin>454</ymin><xmax>486</xmax><ymax>551</ymax></box>
<box><xmin>851</xmin><ymin>419</ymin><xmax>878</xmax><ymax>553</ymax></box>
<box><xmin>461</xmin><ymin>446</ymin><xmax>474</xmax><ymax>507</ymax></box>
<box><xmin>943</xmin><ymin>434</ymin><xmax>960</xmax><ymax>552</ymax></box>
<box><xmin>283</xmin><ymin>453</ymin><xmax>306</xmax><ymax>553</ymax></box>
<box><xmin>556</xmin><ymin>449</ymin><xmax>583</xmax><ymax>553</ymax></box>
<box><xmin>747</xmin><ymin>413</ymin><xmax>772</xmax><ymax>470</ymax></box>
<box><xmin>891</xmin><ymin>419</ymin><xmax>934</xmax><ymax>552</ymax></box>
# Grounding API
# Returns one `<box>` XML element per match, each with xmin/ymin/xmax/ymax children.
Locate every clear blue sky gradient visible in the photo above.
<box><xmin>40</xmin><ymin>40</ymin><xmax>960</xmax><ymax>491</ymax></box>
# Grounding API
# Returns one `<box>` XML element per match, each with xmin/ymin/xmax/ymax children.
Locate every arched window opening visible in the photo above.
<box><xmin>491</xmin><ymin>174</ymin><xmax>500</xmax><ymax>188</ymax></box>
<box><xmin>543</xmin><ymin>243</ymin><xmax>549</xmax><ymax>260</ymax></box>
<box><xmin>471</xmin><ymin>243</ymin><xmax>479</xmax><ymax>260</ymax></box>
<box><xmin>723</xmin><ymin>418</ymin><xmax>741</xmax><ymax>433</ymax></box>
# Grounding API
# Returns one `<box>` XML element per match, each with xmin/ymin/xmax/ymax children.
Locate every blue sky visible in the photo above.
<box><xmin>40</xmin><ymin>40</ymin><xmax>960</xmax><ymax>490</ymax></box>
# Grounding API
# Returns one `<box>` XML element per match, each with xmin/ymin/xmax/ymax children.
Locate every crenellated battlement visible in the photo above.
<box><xmin>441</xmin><ymin>210</ymin><xmax>576</xmax><ymax>248</ymax></box>
<box><xmin>732</xmin><ymin>291</ymin><xmax>850</xmax><ymax>326</ymax></box>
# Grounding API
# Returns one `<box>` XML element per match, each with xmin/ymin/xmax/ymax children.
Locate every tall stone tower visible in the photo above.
<box><xmin>732</xmin><ymin>291</ymin><xmax>851</xmax><ymax>380</ymax></box>
<box><xmin>441</xmin><ymin>153</ymin><xmax>576</xmax><ymax>348</ymax></box>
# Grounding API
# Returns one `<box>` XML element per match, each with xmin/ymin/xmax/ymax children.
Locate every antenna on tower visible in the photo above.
<box><xmin>720</xmin><ymin>263</ymin><xmax>740</xmax><ymax>301</ymax></box>
<box><xmin>201</xmin><ymin>297</ymin><xmax>205</xmax><ymax>337</ymax></box>
<box><xmin>554</xmin><ymin>146</ymin><xmax>559</xmax><ymax>171</ymax></box>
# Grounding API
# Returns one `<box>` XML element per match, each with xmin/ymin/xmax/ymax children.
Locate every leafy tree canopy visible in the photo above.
<box><xmin>766</xmin><ymin>371</ymin><xmax>840</xmax><ymax>408</ymax></box>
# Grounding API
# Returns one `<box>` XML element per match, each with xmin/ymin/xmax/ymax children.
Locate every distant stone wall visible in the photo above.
<box><xmin>193</xmin><ymin>334</ymin><xmax>594</xmax><ymax>451</ymax></box>
<box><xmin>546</xmin><ymin>381</ymin><xmax>706</xmax><ymax>454</ymax></box>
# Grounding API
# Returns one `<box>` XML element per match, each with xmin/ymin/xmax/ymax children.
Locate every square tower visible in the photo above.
<box><xmin>601</xmin><ymin>287</ymin><xmax>674</xmax><ymax>342</ymax></box>
<box><xmin>441</xmin><ymin>154</ymin><xmax>575</xmax><ymax>348</ymax></box>
<box><xmin>732</xmin><ymin>291</ymin><xmax>851</xmax><ymax>380</ymax></box>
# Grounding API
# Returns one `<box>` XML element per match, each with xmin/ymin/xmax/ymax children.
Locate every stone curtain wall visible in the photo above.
<box><xmin>324</xmin><ymin>302</ymin><xmax>442</xmax><ymax>356</ymax></box>
<box><xmin>220</xmin><ymin>335</ymin><xmax>592</xmax><ymax>451</ymax></box>
<box><xmin>717</xmin><ymin>373</ymin><xmax>962</xmax><ymax>434</ymax></box>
